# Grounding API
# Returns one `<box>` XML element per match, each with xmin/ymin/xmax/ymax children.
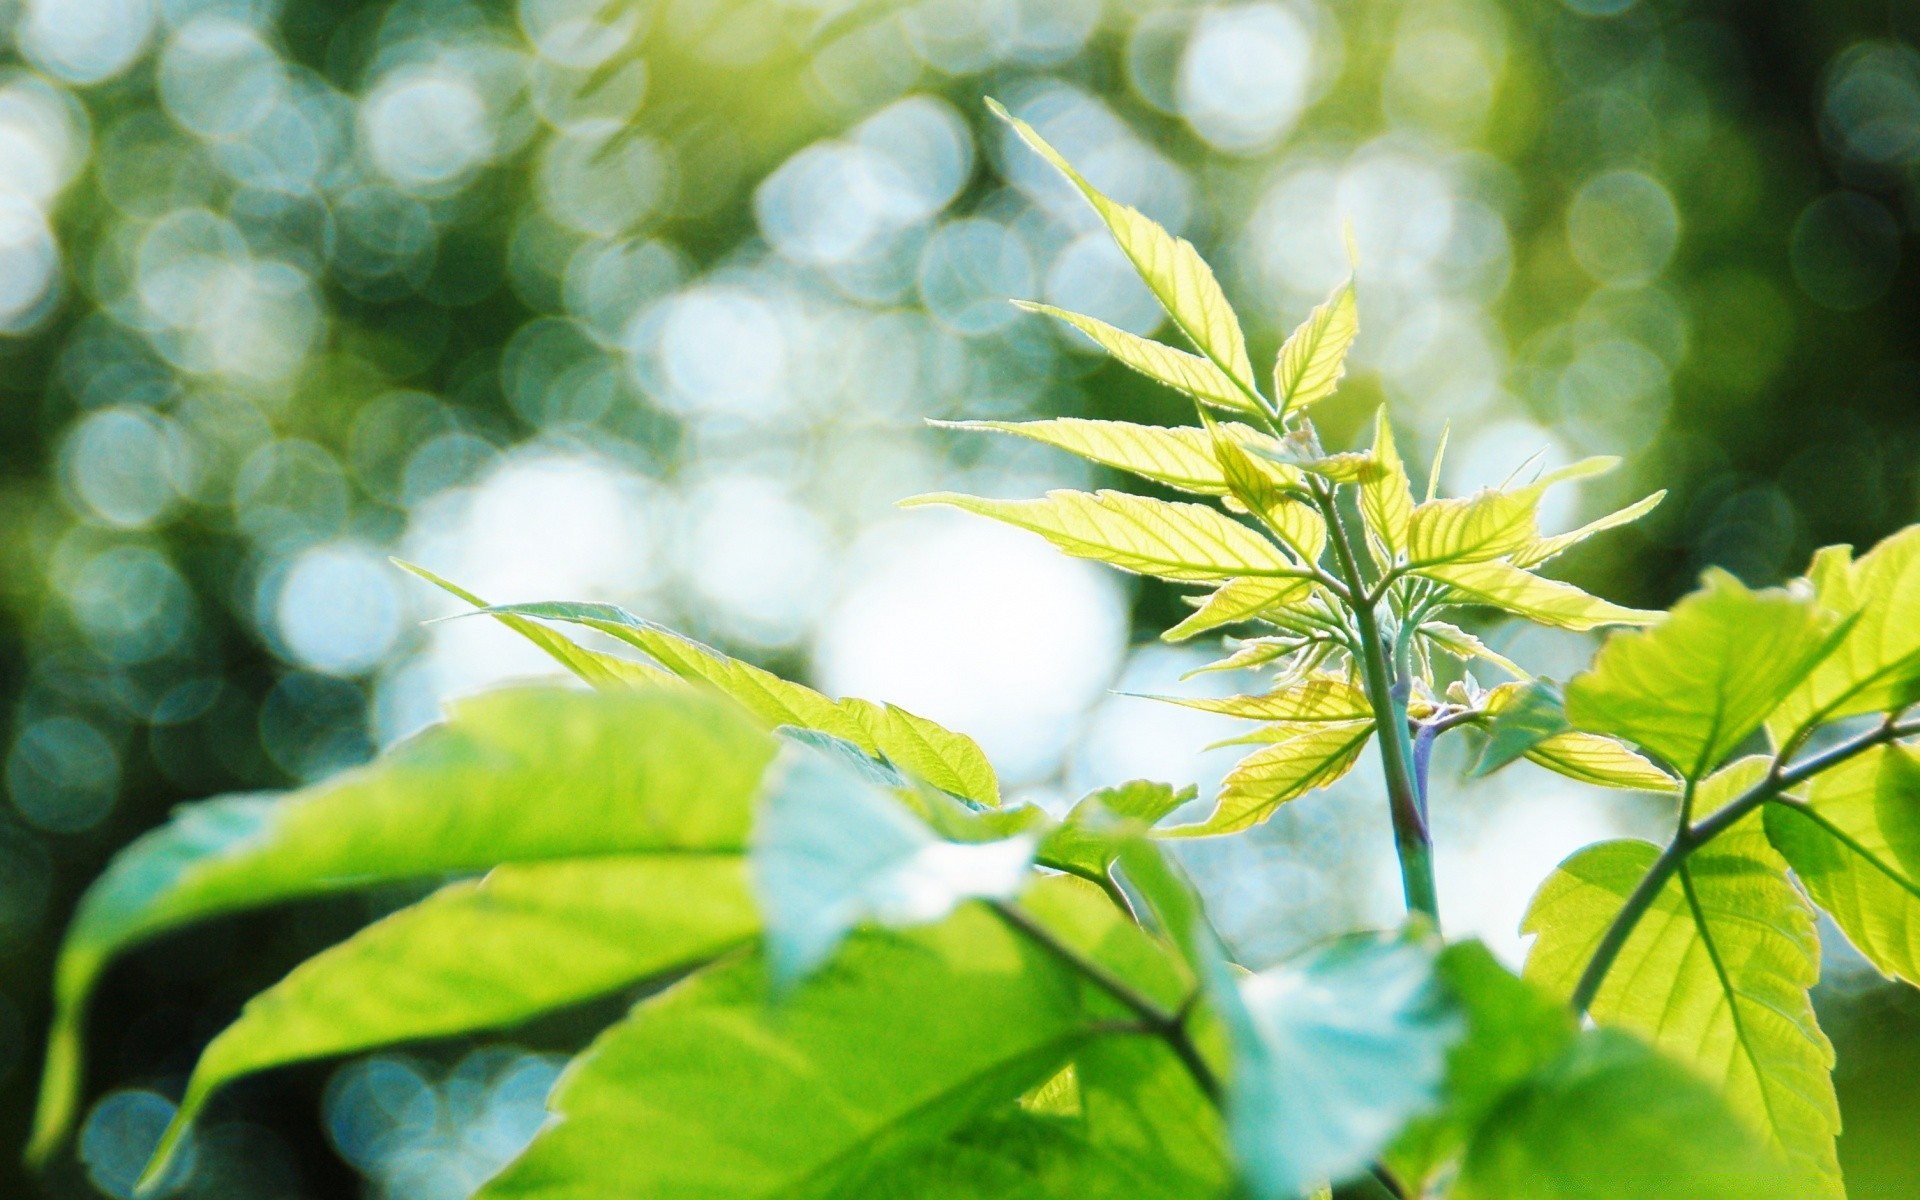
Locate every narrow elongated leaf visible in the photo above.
<box><xmin>473</xmin><ymin>879</ymin><xmax>1179</xmax><ymax>1200</ymax></box>
<box><xmin>902</xmin><ymin>490</ymin><xmax>1304</xmax><ymax>582</ymax></box>
<box><xmin>1509</xmin><ymin>491</ymin><xmax>1665</xmax><ymax>569</ymax></box>
<box><xmin>1145</xmin><ymin>674</ymin><xmax>1370</xmax><ymax>723</ymax></box>
<box><xmin>1523</xmin><ymin>731</ymin><xmax>1678</xmax><ymax>792</ymax></box>
<box><xmin>1201</xmin><ymin>412</ymin><xmax>1327</xmax><ymax>563</ymax></box>
<box><xmin>140</xmin><ymin>856</ymin><xmax>758</xmax><ymax>1185</ymax></box>
<box><xmin>28</xmin><ymin>686</ymin><xmax>772</xmax><ymax>1164</ymax></box>
<box><xmin>1272</xmin><ymin>280</ymin><xmax>1357</xmax><ymax>417</ymax></box>
<box><xmin>1221</xmin><ymin>930</ymin><xmax>1463</xmax><ymax>1199</ymax></box>
<box><xmin>1163</xmin><ymin>576</ymin><xmax>1314</xmax><ymax>642</ymax></box>
<box><xmin>931</xmin><ymin>418</ymin><xmax>1280</xmax><ymax>496</ymax></box>
<box><xmin>1565</xmin><ymin>570</ymin><xmax>1843</xmax><ymax>779</ymax></box>
<box><xmin>1170</xmin><ymin>719</ymin><xmax>1373</xmax><ymax>835</ymax></box>
<box><xmin>752</xmin><ymin>745</ymin><xmax>1034</xmax><ymax>984</ymax></box>
<box><xmin>1766</xmin><ymin>743</ymin><xmax>1920</xmax><ymax>984</ymax></box>
<box><xmin>1453</xmin><ymin>1030</ymin><xmax>1812</xmax><ymax>1200</ymax></box>
<box><xmin>1523</xmin><ymin>760</ymin><xmax>1841</xmax><ymax>1194</ymax></box>
<box><xmin>1422</xmin><ymin>560</ymin><xmax>1660</xmax><ymax>631</ymax></box>
<box><xmin>1770</xmin><ymin>527</ymin><xmax>1920</xmax><ymax>739</ymax></box>
<box><xmin>1471</xmin><ymin>681</ymin><xmax>1569</xmax><ymax>777</ymax></box>
<box><xmin>1407</xmin><ymin>489</ymin><xmax>1539</xmax><ymax>567</ymax></box>
<box><xmin>1419</xmin><ymin>620</ymin><xmax>1527</xmax><ymax>678</ymax></box>
<box><xmin>473</xmin><ymin>601</ymin><xmax>1000</xmax><ymax>806</ymax></box>
<box><xmin>1011</xmin><ymin>303</ymin><xmax>1250</xmax><ymax>412</ymax></box>
<box><xmin>991</xmin><ymin>100</ymin><xmax>1258</xmax><ymax>406</ymax></box>
<box><xmin>1359</xmin><ymin>410</ymin><xmax>1415</xmax><ymax>560</ymax></box>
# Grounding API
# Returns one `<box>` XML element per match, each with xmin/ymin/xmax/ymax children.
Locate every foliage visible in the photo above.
<box><xmin>24</xmin><ymin>104</ymin><xmax>1920</xmax><ymax>1200</ymax></box>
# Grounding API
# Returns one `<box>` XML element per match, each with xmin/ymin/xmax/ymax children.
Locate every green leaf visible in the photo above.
<box><xmin>1470</xmin><ymin>681</ymin><xmax>1569</xmax><ymax>777</ymax></box>
<box><xmin>1359</xmin><ymin>410</ymin><xmax>1415</xmax><ymax>561</ymax></box>
<box><xmin>1766</xmin><ymin>743</ymin><xmax>1920</xmax><ymax>985</ymax></box>
<box><xmin>1169</xmin><ymin>719</ymin><xmax>1373</xmax><ymax>836</ymax></box>
<box><xmin>1522</xmin><ymin>731</ymin><xmax>1678</xmax><ymax>793</ymax></box>
<box><xmin>1199</xmin><ymin>411</ymin><xmax>1327</xmax><ymax>564</ymax></box>
<box><xmin>1523</xmin><ymin>760</ymin><xmax>1841</xmax><ymax>1194</ymax></box>
<box><xmin>1162</xmin><ymin>577</ymin><xmax>1315</xmax><ymax>642</ymax></box>
<box><xmin>139</xmin><ymin>856</ymin><xmax>758</xmax><ymax>1187</ymax></box>
<box><xmin>1565</xmin><ymin>570</ymin><xmax>1844</xmax><ymax>779</ymax></box>
<box><xmin>27</xmin><ymin>686</ymin><xmax>772</xmax><ymax>1165</ymax></box>
<box><xmin>1010</xmin><ymin>303</ymin><xmax>1253</xmax><ymax>413</ymax></box>
<box><xmin>1219</xmin><ymin>929</ymin><xmax>1463</xmax><ymax>1199</ymax></box>
<box><xmin>1509</xmin><ymin>491</ymin><xmax>1665</xmax><ymax>569</ymax></box>
<box><xmin>751</xmin><ymin>744</ymin><xmax>1035</xmax><ymax>985</ymax></box>
<box><xmin>1407</xmin><ymin>489</ymin><xmax>1540</xmax><ymax>567</ymax></box>
<box><xmin>1769</xmin><ymin>527</ymin><xmax>1920</xmax><ymax>740</ymax></box>
<box><xmin>1453</xmin><ymin>1029</ymin><xmax>1816</xmax><ymax>1200</ymax></box>
<box><xmin>1040</xmin><ymin>780</ymin><xmax>1196</xmax><ymax>883</ymax></box>
<box><xmin>473</xmin><ymin>879</ymin><xmax>1178</xmax><ymax>1200</ymax></box>
<box><xmin>1067</xmin><ymin>1036</ymin><xmax>1235</xmax><ymax>1196</ymax></box>
<box><xmin>1421</xmin><ymin>560</ymin><xmax>1660</xmax><ymax>631</ymax></box>
<box><xmin>1418</xmin><ymin>620</ymin><xmax>1527</xmax><ymax>679</ymax></box>
<box><xmin>1272</xmin><ymin>279</ymin><xmax>1358</xmax><ymax>418</ymax></box>
<box><xmin>473</xmin><ymin>601</ymin><xmax>1000</xmax><ymax>806</ymax></box>
<box><xmin>901</xmin><ymin>490</ymin><xmax>1306</xmax><ymax>583</ymax></box>
<box><xmin>1142</xmin><ymin>674</ymin><xmax>1371</xmax><ymax>723</ymax></box>
<box><xmin>990</xmin><ymin>99</ymin><xmax>1258</xmax><ymax>409</ymax></box>
<box><xmin>931</xmin><ymin>418</ymin><xmax>1283</xmax><ymax>497</ymax></box>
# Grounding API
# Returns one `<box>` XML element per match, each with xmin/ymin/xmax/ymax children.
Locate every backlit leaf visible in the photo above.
<box><xmin>1509</xmin><ymin>491</ymin><xmax>1665</xmax><ymax>569</ymax></box>
<box><xmin>1769</xmin><ymin>527</ymin><xmax>1920</xmax><ymax>740</ymax></box>
<box><xmin>1419</xmin><ymin>620</ymin><xmax>1527</xmax><ymax>678</ymax></box>
<box><xmin>1422</xmin><ymin>560</ymin><xmax>1660</xmax><ymax>631</ymax></box>
<box><xmin>1011</xmin><ymin>302</ymin><xmax>1251</xmax><ymax>413</ymax></box>
<box><xmin>1040</xmin><ymin>780</ymin><xmax>1196</xmax><ymax>883</ymax></box>
<box><xmin>902</xmin><ymin>490</ymin><xmax>1305</xmax><ymax>583</ymax></box>
<box><xmin>1407</xmin><ymin>489</ymin><xmax>1539</xmax><ymax>567</ymax></box>
<box><xmin>931</xmin><ymin>418</ymin><xmax>1282</xmax><ymax>497</ymax></box>
<box><xmin>1144</xmin><ymin>674</ymin><xmax>1370</xmax><ymax>723</ymax></box>
<box><xmin>1359</xmin><ymin>410</ymin><xmax>1415</xmax><ymax>560</ymax></box>
<box><xmin>1565</xmin><ymin>570</ymin><xmax>1844</xmax><ymax>779</ymax></box>
<box><xmin>1272</xmin><ymin>279</ymin><xmax>1358</xmax><ymax>418</ymax></box>
<box><xmin>1162</xmin><ymin>576</ymin><xmax>1315</xmax><ymax>642</ymax></box>
<box><xmin>1169</xmin><ymin>719</ymin><xmax>1373</xmax><ymax>835</ymax></box>
<box><xmin>1470</xmin><ymin>681</ymin><xmax>1569</xmax><ymax>777</ymax></box>
<box><xmin>1201</xmin><ymin>412</ymin><xmax>1327</xmax><ymax>563</ymax></box>
<box><xmin>1523</xmin><ymin>731</ymin><xmax>1678</xmax><ymax>792</ymax></box>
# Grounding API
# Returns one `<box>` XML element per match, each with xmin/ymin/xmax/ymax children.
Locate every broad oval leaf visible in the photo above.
<box><xmin>27</xmin><ymin>686</ymin><xmax>772</xmax><ymax>1164</ymax></box>
<box><xmin>1420</xmin><ymin>560</ymin><xmax>1660</xmax><ymax>631</ymax></box>
<box><xmin>1565</xmin><ymin>570</ymin><xmax>1844</xmax><ymax>779</ymax></box>
<box><xmin>1272</xmin><ymin>280</ymin><xmax>1358</xmax><ymax>418</ymax></box>
<box><xmin>1012</xmin><ymin>302</ymin><xmax>1251</xmax><ymax>413</ymax></box>
<box><xmin>901</xmin><ymin>490</ymin><xmax>1305</xmax><ymax>583</ymax></box>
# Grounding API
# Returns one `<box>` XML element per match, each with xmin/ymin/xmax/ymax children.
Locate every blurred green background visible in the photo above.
<box><xmin>1</xmin><ymin>0</ymin><xmax>1918</xmax><ymax>1196</ymax></box>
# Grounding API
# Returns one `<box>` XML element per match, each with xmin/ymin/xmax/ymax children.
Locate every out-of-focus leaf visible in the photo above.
<box><xmin>901</xmin><ymin>490</ymin><xmax>1305</xmax><ymax>583</ymax></box>
<box><xmin>1766</xmin><ymin>743</ymin><xmax>1920</xmax><ymax>985</ymax></box>
<box><xmin>1162</xmin><ymin>576</ymin><xmax>1316</xmax><ymax>642</ymax></box>
<box><xmin>1470</xmin><ymin>680</ymin><xmax>1568</xmax><ymax>777</ymax></box>
<box><xmin>1170</xmin><ymin>720</ymin><xmax>1373</xmax><ymax>836</ymax></box>
<box><xmin>751</xmin><ymin>744</ymin><xmax>1033</xmax><ymax>985</ymax></box>
<box><xmin>1419</xmin><ymin>620</ymin><xmax>1527</xmax><ymax>678</ymax></box>
<box><xmin>931</xmin><ymin>418</ymin><xmax>1282</xmax><ymax>496</ymax></box>
<box><xmin>1452</xmin><ymin>1030</ymin><xmax>1815</xmax><ymax>1200</ymax></box>
<box><xmin>27</xmin><ymin>686</ymin><xmax>771</xmax><ymax>1165</ymax></box>
<box><xmin>990</xmin><ymin>99</ymin><xmax>1257</xmax><ymax>407</ymax></box>
<box><xmin>1143</xmin><ymin>674</ymin><xmax>1370</xmax><ymax>723</ymax></box>
<box><xmin>1011</xmin><ymin>302</ymin><xmax>1252</xmax><ymax>413</ymax></box>
<box><xmin>1509</xmin><ymin>491</ymin><xmax>1666</xmax><ymax>569</ymax></box>
<box><xmin>1421</xmin><ymin>560</ymin><xmax>1660</xmax><ymax>631</ymax></box>
<box><xmin>1523</xmin><ymin>760</ymin><xmax>1841</xmax><ymax>1194</ymax></box>
<box><xmin>1040</xmin><ymin>780</ymin><xmax>1195</xmax><ymax>882</ymax></box>
<box><xmin>139</xmin><ymin>856</ymin><xmax>758</xmax><ymax>1186</ymax></box>
<box><xmin>1565</xmin><ymin>570</ymin><xmax>1843</xmax><ymax>779</ymax></box>
<box><xmin>474</xmin><ymin>601</ymin><xmax>1000</xmax><ymax>806</ymax></box>
<box><xmin>1272</xmin><ymin>279</ymin><xmax>1357</xmax><ymax>417</ymax></box>
<box><xmin>1359</xmin><ymin>410</ymin><xmax>1415</xmax><ymax>560</ymax></box>
<box><xmin>1522</xmin><ymin>731</ymin><xmax>1678</xmax><ymax>792</ymax></box>
<box><xmin>1769</xmin><ymin>527</ymin><xmax>1920</xmax><ymax>740</ymax></box>
<box><xmin>1220</xmin><ymin>929</ymin><xmax>1463</xmax><ymax>1200</ymax></box>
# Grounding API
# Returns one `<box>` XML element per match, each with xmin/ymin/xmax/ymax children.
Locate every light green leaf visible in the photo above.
<box><xmin>1010</xmin><ymin>303</ymin><xmax>1252</xmax><ymax>413</ymax></box>
<box><xmin>139</xmin><ymin>856</ymin><xmax>758</xmax><ymax>1186</ymax></box>
<box><xmin>1220</xmin><ymin>929</ymin><xmax>1462</xmax><ymax>1200</ymax></box>
<box><xmin>1421</xmin><ymin>560</ymin><xmax>1660</xmax><ymax>631</ymax></box>
<box><xmin>901</xmin><ymin>490</ymin><xmax>1305</xmax><ymax>583</ymax></box>
<box><xmin>1470</xmin><ymin>681</ymin><xmax>1569</xmax><ymax>777</ymax></box>
<box><xmin>1407</xmin><ymin>489</ymin><xmax>1539</xmax><ymax>567</ymax></box>
<box><xmin>1419</xmin><ymin>620</ymin><xmax>1528</xmax><ymax>679</ymax></box>
<box><xmin>1180</xmin><ymin>638</ymin><xmax>1302</xmax><ymax>677</ymax></box>
<box><xmin>1272</xmin><ymin>279</ymin><xmax>1358</xmax><ymax>418</ymax></box>
<box><xmin>1770</xmin><ymin>527</ymin><xmax>1920</xmax><ymax>740</ymax></box>
<box><xmin>1163</xmin><ymin>577</ymin><xmax>1315</xmax><ymax>642</ymax></box>
<box><xmin>1200</xmin><ymin>411</ymin><xmax>1327</xmax><ymax>564</ymax></box>
<box><xmin>1565</xmin><ymin>570</ymin><xmax>1844</xmax><ymax>779</ymax></box>
<box><xmin>1041</xmin><ymin>780</ymin><xmax>1196</xmax><ymax>883</ymax></box>
<box><xmin>751</xmin><ymin>744</ymin><xmax>1034</xmax><ymax>985</ymax></box>
<box><xmin>1359</xmin><ymin>410</ymin><xmax>1415</xmax><ymax>561</ymax></box>
<box><xmin>473</xmin><ymin>879</ymin><xmax>1180</xmax><ymax>1200</ymax></box>
<box><xmin>1523</xmin><ymin>760</ymin><xmax>1841</xmax><ymax>1194</ymax></box>
<box><xmin>1766</xmin><ymin>743</ymin><xmax>1920</xmax><ymax>985</ymax></box>
<box><xmin>1523</xmin><ymin>731</ymin><xmax>1679</xmax><ymax>792</ymax></box>
<box><xmin>931</xmin><ymin>418</ymin><xmax>1283</xmax><ymax>496</ymax></box>
<box><xmin>1509</xmin><ymin>490</ymin><xmax>1665</xmax><ymax>569</ymax></box>
<box><xmin>1169</xmin><ymin>719</ymin><xmax>1373</xmax><ymax>835</ymax></box>
<box><xmin>27</xmin><ymin>686</ymin><xmax>771</xmax><ymax>1165</ymax></box>
<box><xmin>1143</xmin><ymin>674</ymin><xmax>1370</xmax><ymax>723</ymax></box>
<box><xmin>1453</xmin><ymin>1029</ymin><xmax>1815</xmax><ymax>1200</ymax></box>
<box><xmin>473</xmin><ymin>601</ymin><xmax>999</xmax><ymax>806</ymax></box>
<box><xmin>991</xmin><ymin>99</ymin><xmax>1258</xmax><ymax>407</ymax></box>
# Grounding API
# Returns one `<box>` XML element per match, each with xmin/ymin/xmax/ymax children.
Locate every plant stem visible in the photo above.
<box><xmin>1570</xmin><ymin>715</ymin><xmax>1920</xmax><ymax>1014</ymax></box>
<box><xmin>1312</xmin><ymin>479</ymin><xmax>1439</xmax><ymax>924</ymax></box>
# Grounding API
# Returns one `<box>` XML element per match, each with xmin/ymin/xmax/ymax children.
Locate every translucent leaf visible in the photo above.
<box><xmin>1523</xmin><ymin>760</ymin><xmax>1841</xmax><ymax>1194</ymax></box>
<box><xmin>27</xmin><ymin>687</ymin><xmax>772</xmax><ymax>1164</ymax></box>
<box><xmin>1769</xmin><ymin>527</ymin><xmax>1920</xmax><ymax>740</ymax></box>
<box><xmin>932</xmin><ymin>418</ymin><xmax>1284</xmax><ymax>497</ymax></box>
<box><xmin>902</xmin><ymin>490</ymin><xmax>1305</xmax><ymax>583</ymax></box>
<box><xmin>1766</xmin><ymin>744</ymin><xmax>1920</xmax><ymax>985</ymax></box>
<box><xmin>1201</xmin><ymin>412</ymin><xmax>1327</xmax><ymax>563</ymax></box>
<box><xmin>1219</xmin><ymin>929</ymin><xmax>1463</xmax><ymax>1199</ymax></box>
<box><xmin>1419</xmin><ymin>620</ymin><xmax>1527</xmax><ymax>678</ymax></box>
<box><xmin>1143</xmin><ymin>674</ymin><xmax>1370</xmax><ymax>723</ymax></box>
<box><xmin>1422</xmin><ymin>559</ymin><xmax>1662</xmax><ymax>631</ymax></box>
<box><xmin>1041</xmin><ymin>780</ymin><xmax>1196</xmax><ymax>883</ymax></box>
<box><xmin>991</xmin><ymin>99</ymin><xmax>1258</xmax><ymax>407</ymax></box>
<box><xmin>473</xmin><ymin>879</ymin><xmax>1183</xmax><ymax>1200</ymax></box>
<box><xmin>1162</xmin><ymin>577</ymin><xmax>1315</xmax><ymax>642</ymax></box>
<box><xmin>1407</xmin><ymin>489</ymin><xmax>1539</xmax><ymax>567</ymax></box>
<box><xmin>1180</xmin><ymin>638</ymin><xmax>1301</xmax><ymax>676</ymax></box>
<box><xmin>1564</xmin><ymin>570</ymin><xmax>1844</xmax><ymax>779</ymax></box>
<box><xmin>1169</xmin><ymin>719</ymin><xmax>1373</xmax><ymax>835</ymax></box>
<box><xmin>1272</xmin><ymin>279</ymin><xmax>1358</xmax><ymax>418</ymax></box>
<box><xmin>751</xmin><ymin>744</ymin><xmax>1035</xmax><ymax>985</ymax></box>
<box><xmin>1523</xmin><ymin>731</ymin><xmax>1679</xmax><ymax>793</ymax></box>
<box><xmin>1509</xmin><ymin>491</ymin><xmax>1666</xmax><ymax>569</ymax></box>
<box><xmin>1359</xmin><ymin>410</ymin><xmax>1415</xmax><ymax>560</ymax></box>
<box><xmin>1011</xmin><ymin>302</ymin><xmax>1251</xmax><ymax>412</ymax></box>
<box><xmin>140</xmin><ymin>857</ymin><xmax>758</xmax><ymax>1186</ymax></box>
<box><xmin>1470</xmin><ymin>681</ymin><xmax>1569</xmax><ymax>777</ymax></box>
<box><xmin>473</xmin><ymin>601</ymin><xmax>1000</xmax><ymax>805</ymax></box>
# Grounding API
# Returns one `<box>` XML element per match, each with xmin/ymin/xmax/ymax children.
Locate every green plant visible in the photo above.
<box><xmin>25</xmin><ymin>103</ymin><xmax>1920</xmax><ymax>1200</ymax></box>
